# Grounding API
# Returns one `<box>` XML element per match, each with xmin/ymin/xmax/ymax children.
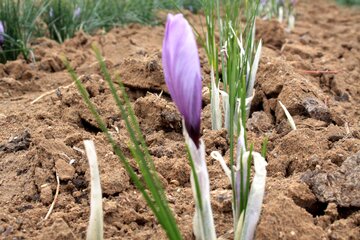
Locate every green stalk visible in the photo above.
<box><xmin>244</xmin><ymin>145</ymin><xmax>253</xmax><ymax>208</ymax></box>
<box><xmin>186</xmin><ymin>146</ymin><xmax>203</xmax><ymax>212</ymax></box>
<box><xmin>261</xmin><ymin>137</ymin><xmax>268</xmax><ymax>158</ymax></box>
<box><xmin>64</xmin><ymin>56</ymin><xmax>182</xmax><ymax>240</ymax></box>
<box><xmin>227</xmin><ymin>26</ymin><xmax>238</xmax><ymax>228</ymax></box>
<box><xmin>91</xmin><ymin>47</ymin><xmax>182</xmax><ymax>239</ymax></box>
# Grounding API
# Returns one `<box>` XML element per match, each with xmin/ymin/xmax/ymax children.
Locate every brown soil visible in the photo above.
<box><xmin>1</xmin><ymin>0</ymin><xmax>360</xmax><ymax>239</ymax></box>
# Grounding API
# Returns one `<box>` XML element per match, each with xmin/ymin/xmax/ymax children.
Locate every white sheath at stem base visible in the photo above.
<box><xmin>240</xmin><ymin>152</ymin><xmax>267</xmax><ymax>240</ymax></box>
<box><xmin>84</xmin><ymin>140</ymin><xmax>104</xmax><ymax>240</ymax></box>
<box><xmin>211</xmin><ymin>148</ymin><xmax>267</xmax><ymax>240</ymax></box>
<box><xmin>184</xmin><ymin>125</ymin><xmax>216</xmax><ymax>240</ymax></box>
<box><xmin>210</xmin><ymin>67</ymin><xmax>222</xmax><ymax>130</ymax></box>
<box><xmin>279</xmin><ymin>100</ymin><xmax>297</xmax><ymax>130</ymax></box>
<box><xmin>220</xmin><ymin>90</ymin><xmax>255</xmax><ymax>134</ymax></box>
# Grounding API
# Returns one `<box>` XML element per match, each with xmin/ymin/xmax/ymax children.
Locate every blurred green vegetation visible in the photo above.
<box><xmin>44</xmin><ymin>0</ymin><xmax>159</xmax><ymax>43</ymax></box>
<box><xmin>0</xmin><ymin>0</ymin><xmax>202</xmax><ymax>63</ymax></box>
<box><xmin>0</xmin><ymin>0</ymin><xmax>50</xmax><ymax>63</ymax></box>
<box><xmin>156</xmin><ymin>0</ymin><xmax>202</xmax><ymax>13</ymax></box>
<box><xmin>336</xmin><ymin>0</ymin><xmax>360</xmax><ymax>5</ymax></box>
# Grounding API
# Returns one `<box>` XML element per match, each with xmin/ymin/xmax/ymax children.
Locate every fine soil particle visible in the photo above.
<box><xmin>0</xmin><ymin>0</ymin><xmax>360</xmax><ymax>239</ymax></box>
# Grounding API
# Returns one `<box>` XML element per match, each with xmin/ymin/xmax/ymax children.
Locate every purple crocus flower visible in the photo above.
<box><xmin>49</xmin><ymin>7</ymin><xmax>54</xmax><ymax>18</ymax></box>
<box><xmin>162</xmin><ymin>14</ymin><xmax>202</xmax><ymax>147</ymax></box>
<box><xmin>0</xmin><ymin>21</ymin><xmax>4</xmax><ymax>46</ymax></box>
<box><xmin>73</xmin><ymin>7</ymin><xmax>81</xmax><ymax>18</ymax></box>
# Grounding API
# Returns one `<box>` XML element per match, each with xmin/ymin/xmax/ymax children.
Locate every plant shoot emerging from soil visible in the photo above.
<box><xmin>259</xmin><ymin>0</ymin><xmax>297</xmax><ymax>30</ymax></box>
<box><xmin>84</xmin><ymin>140</ymin><xmax>104</xmax><ymax>240</ymax></box>
<box><xmin>197</xmin><ymin>0</ymin><xmax>268</xmax><ymax>239</ymax></box>
<box><xmin>162</xmin><ymin>6</ymin><xmax>268</xmax><ymax>238</ymax></box>
<box><xmin>65</xmin><ymin>46</ymin><xmax>183</xmax><ymax>240</ymax></box>
<box><xmin>162</xmin><ymin>13</ymin><xmax>216</xmax><ymax>240</ymax></box>
<box><xmin>197</xmin><ymin>0</ymin><xmax>262</xmax><ymax>135</ymax></box>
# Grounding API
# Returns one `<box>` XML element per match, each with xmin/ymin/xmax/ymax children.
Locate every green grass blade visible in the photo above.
<box><xmin>64</xmin><ymin>58</ymin><xmax>182</xmax><ymax>240</ymax></box>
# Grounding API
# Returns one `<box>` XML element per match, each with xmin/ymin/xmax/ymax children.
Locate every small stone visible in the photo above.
<box><xmin>72</xmin><ymin>191</ymin><xmax>82</xmax><ymax>199</ymax></box>
<box><xmin>303</xmin><ymin>151</ymin><xmax>360</xmax><ymax>207</ymax></box>
<box><xmin>0</xmin><ymin>130</ymin><xmax>31</xmax><ymax>153</ymax></box>
<box><xmin>324</xmin><ymin>202</ymin><xmax>338</xmax><ymax>218</ymax></box>
<box><xmin>202</xmin><ymin>87</ymin><xmax>210</xmax><ymax>105</ymax></box>
<box><xmin>40</xmin><ymin>185</ymin><xmax>53</xmax><ymax>205</ymax></box>
<box><xmin>326</xmin><ymin>125</ymin><xmax>345</xmax><ymax>142</ymax></box>
<box><xmin>170</xmin><ymin>180</ymin><xmax>180</xmax><ymax>186</ymax></box>
<box><xmin>103</xmin><ymin>200</ymin><xmax>117</xmax><ymax>213</ymax></box>
<box><xmin>100</xmin><ymin>166</ymin><xmax>130</xmax><ymax>196</ymax></box>
<box><xmin>55</xmin><ymin>159</ymin><xmax>75</xmax><ymax>181</ymax></box>
<box><xmin>303</xmin><ymin>97</ymin><xmax>331</xmax><ymax>123</ymax></box>
<box><xmin>247</xmin><ymin>111</ymin><xmax>273</xmax><ymax>132</ymax></box>
<box><xmin>167</xmin><ymin>195</ymin><xmax>176</xmax><ymax>204</ymax></box>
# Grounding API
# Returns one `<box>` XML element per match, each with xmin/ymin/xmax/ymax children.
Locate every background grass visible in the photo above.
<box><xmin>336</xmin><ymin>0</ymin><xmax>360</xmax><ymax>5</ymax></box>
<box><xmin>156</xmin><ymin>0</ymin><xmax>202</xmax><ymax>13</ymax></box>
<box><xmin>44</xmin><ymin>0</ymin><xmax>159</xmax><ymax>43</ymax></box>
<box><xmin>0</xmin><ymin>0</ymin><xmax>50</xmax><ymax>63</ymax></box>
<box><xmin>1</xmin><ymin>0</ymin><xmax>198</xmax><ymax>63</ymax></box>
<box><xmin>0</xmin><ymin>0</ymin><xmax>358</xmax><ymax>64</ymax></box>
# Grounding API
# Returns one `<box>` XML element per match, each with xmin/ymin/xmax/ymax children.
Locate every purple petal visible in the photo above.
<box><xmin>0</xmin><ymin>21</ymin><xmax>4</xmax><ymax>46</ymax></box>
<box><xmin>73</xmin><ymin>7</ymin><xmax>81</xmax><ymax>18</ymax></box>
<box><xmin>49</xmin><ymin>8</ymin><xmax>54</xmax><ymax>18</ymax></box>
<box><xmin>162</xmin><ymin>14</ymin><xmax>202</xmax><ymax>146</ymax></box>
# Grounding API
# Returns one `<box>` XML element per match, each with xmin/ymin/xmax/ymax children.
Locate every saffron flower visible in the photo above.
<box><xmin>162</xmin><ymin>13</ymin><xmax>216</xmax><ymax>240</ymax></box>
<box><xmin>162</xmin><ymin>13</ymin><xmax>202</xmax><ymax>147</ymax></box>
<box><xmin>49</xmin><ymin>7</ymin><xmax>54</xmax><ymax>18</ymax></box>
<box><xmin>0</xmin><ymin>21</ymin><xmax>4</xmax><ymax>46</ymax></box>
<box><xmin>73</xmin><ymin>7</ymin><xmax>81</xmax><ymax>19</ymax></box>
